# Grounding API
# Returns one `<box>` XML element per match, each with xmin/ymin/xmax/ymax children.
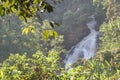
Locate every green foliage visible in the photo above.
<box><xmin>1</xmin><ymin>18</ymin><xmax>120</xmax><ymax>79</ymax></box>
<box><xmin>0</xmin><ymin>50</ymin><xmax>66</xmax><ymax>80</ymax></box>
<box><xmin>91</xmin><ymin>1</ymin><xmax>120</xmax><ymax>79</ymax></box>
<box><xmin>93</xmin><ymin>0</ymin><xmax>120</xmax><ymax>20</ymax></box>
<box><xmin>0</xmin><ymin>0</ymin><xmax>62</xmax><ymax>40</ymax></box>
<box><xmin>22</xmin><ymin>25</ymin><xmax>35</xmax><ymax>35</ymax></box>
<box><xmin>99</xmin><ymin>17</ymin><xmax>120</xmax><ymax>53</ymax></box>
<box><xmin>0</xmin><ymin>50</ymin><xmax>120</xmax><ymax>80</ymax></box>
<box><xmin>41</xmin><ymin>20</ymin><xmax>58</xmax><ymax>40</ymax></box>
<box><xmin>0</xmin><ymin>5</ymin><xmax>5</xmax><ymax>16</ymax></box>
<box><xmin>0</xmin><ymin>15</ymin><xmax>63</xmax><ymax>61</ymax></box>
<box><xmin>0</xmin><ymin>0</ymin><xmax>62</xmax><ymax>21</ymax></box>
<box><xmin>91</xmin><ymin>17</ymin><xmax>120</xmax><ymax>80</ymax></box>
<box><xmin>92</xmin><ymin>0</ymin><xmax>106</xmax><ymax>15</ymax></box>
<box><xmin>21</xmin><ymin>19</ymin><xmax>59</xmax><ymax>39</ymax></box>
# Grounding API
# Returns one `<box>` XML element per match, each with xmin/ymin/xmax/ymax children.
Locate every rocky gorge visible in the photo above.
<box><xmin>44</xmin><ymin>0</ymin><xmax>104</xmax><ymax>49</ymax></box>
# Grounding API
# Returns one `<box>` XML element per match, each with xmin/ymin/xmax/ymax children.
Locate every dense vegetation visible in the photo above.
<box><xmin>0</xmin><ymin>0</ymin><xmax>120</xmax><ymax>80</ymax></box>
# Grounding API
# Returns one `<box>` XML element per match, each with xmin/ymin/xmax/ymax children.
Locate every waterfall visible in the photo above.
<box><xmin>64</xmin><ymin>14</ymin><xmax>100</xmax><ymax>69</ymax></box>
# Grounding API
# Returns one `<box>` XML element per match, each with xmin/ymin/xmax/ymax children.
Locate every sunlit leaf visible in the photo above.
<box><xmin>53</xmin><ymin>31</ymin><xmax>58</xmax><ymax>38</ymax></box>
<box><xmin>29</xmin><ymin>25</ymin><xmax>35</xmax><ymax>33</ymax></box>
<box><xmin>22</xmin><ymin>28</ymin><xmax>29</xmax><ymax>35</ymax></box>
<box><xmin>49</xmin><ymin>30</ymin><xmax>54</xmax><ymax>36</ymax></box>
<box><xmin>19</xmin><ymin>16</ymin><xmax>23</xmax><ymax>20</ymax></box>
<box><xmin>0</xmin><ymin>70</ymin><xmax>3</xmax><ymax>78</ymax></box>
<box><xmin>43</xmin><ymin>30</ymin><xmax>49</xmax><ymax>40</ymax></box>
<box><xmin>11</xmin><ymin>6</ymin><xmax>16</xmax><ymax>12</ymax></box>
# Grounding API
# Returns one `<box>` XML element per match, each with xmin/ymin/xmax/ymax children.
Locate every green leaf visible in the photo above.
<box><xmin>53</xmin><ymin>31</ymin><xmax>58</xmax><ymax>38</ymax></box>
<box><xmin>33</xmin><ymin>0</ymin><xmax>42</xmax><ymax>4</ymax></box>
<box><xmin>49</xmin><ymin>30</ymin><xmax>54</xmax><ymax>36</ymax></box>
<box><xmin>43</xmin><ymin>30</ymin><xmax>49</xmax><ymax>40</ymax></box>
<box><xmin>0</xmin><ymin>5</ymin><xmax>5</xmax><ymax>16</ymax></box>
<box><xmin>29</xmin><ymin>25</ymin><xmax>35</xmax><ymax>33</ymax></box>
<box><xmin>19</xmin><ymin>16</ymin><xmax>23</xmax><ymax>20</ymax></box>
<box><xmin>0</xmin><ymin>70</ymin><xmax>3</xmax><ymax>79</ymax></box>
<box><xmin>22</xmin><ymin>28</ymin><xmax>29</xmax><ymax>35</ymax></box>
<box><xmin>11</xmin><ymin>6</ymin><xmax>16</xmax><ymax>12</ymax></box>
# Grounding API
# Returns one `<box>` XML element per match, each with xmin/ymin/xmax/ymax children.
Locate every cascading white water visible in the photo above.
<box><xmin>64</xmin><ymin>14</ymin><xmax>100</xmax><ymax>68</ymax></box>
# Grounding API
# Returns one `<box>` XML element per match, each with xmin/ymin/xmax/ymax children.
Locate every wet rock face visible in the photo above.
<box><xmin>44</xmin><ymin>0</ymin><xmax>95</xmax><ymax>49</ymax></box>
<box><xmin>63</xmin><ymin>23</ymin><xmax>89</xmax><ymax>49</ymax></box>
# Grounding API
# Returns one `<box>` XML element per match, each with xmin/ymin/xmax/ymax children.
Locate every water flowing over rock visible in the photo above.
<box><xmin>64</xmin><ymin>14</ymin><xmax>101</xmax><ymax>69</ymax></box>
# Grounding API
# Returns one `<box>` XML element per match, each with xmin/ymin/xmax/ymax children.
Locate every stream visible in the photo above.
<box><xmin>64</xmin><ymin>14</ymin><xmax>101</xmax><ymax>69</ymax></box>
